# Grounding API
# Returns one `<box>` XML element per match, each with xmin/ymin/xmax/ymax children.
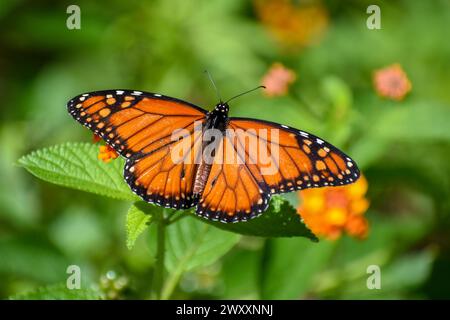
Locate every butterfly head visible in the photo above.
<box><xmin>213</xmin><ymin>102</ymin><xmax>229</xmax><ymax>114</ymax></box>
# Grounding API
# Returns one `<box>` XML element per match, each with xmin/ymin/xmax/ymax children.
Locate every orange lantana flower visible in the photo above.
<box><xmin>93</xmin><ymin>134</ymin><xmax>118</xmax><ymax>163</ymax></box>
<box><xmin>254</xmin><ymin>0</ymin><xmax>328</xmax><ymax>49</ymax></box>
<box><xmin>98</xmin><ymin>145</ymin><xmax>119</xmax><ymax>163</ymax></box>
<box><xmin>262</xmin><ymin>63</ymin><xmax>296</xmax><ymax>97</ymax></box>
<box><xmin>297</xmin><ymin>175</ymin><xmax>370</xmax><ymax>240</ymax></box>
<box><xmin>373</xmin><ymin>64</ymin><xmax>412</xmax><ymax>101</ymax></box>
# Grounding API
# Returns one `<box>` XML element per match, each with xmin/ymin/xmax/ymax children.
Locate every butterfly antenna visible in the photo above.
<box><xmin>225</xmin><ymin>86</ymin><xmax>266</xmax><ymax>104</ymax></box>
<box><xmin>204</xmin><ymin>70</ymin><xmax>222</xmax><ymax>103</ymax></box>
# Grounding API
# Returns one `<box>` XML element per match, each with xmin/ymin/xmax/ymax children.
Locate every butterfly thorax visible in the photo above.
<box><xmin>193</xmin><ymin>103</ymin><xmax>229</xmax><ymax>196</ymax></box>
<box><xmin>204</xmin><ymin>102</ymin><xmax>229</xmax><ymax>131</ymax></box>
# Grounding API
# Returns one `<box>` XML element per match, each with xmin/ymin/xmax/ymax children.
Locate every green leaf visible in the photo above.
<box><xmin>352</xmin><ymin>101</ymin><xmax>450</xmax><ymax>168</ymax></box>
<box><xmin>261</xmin><ymin>239</ymin><xmax>335</xmax><ymax>299</ymax></box>
<box><xmin>163</xmin><ymin>216</ymin><xmax>240</xmax><ymax>273</ymax></box>
<box><xmin>18</xmin><ymin>142</ymin><xmax>137</xmax><ymax>201</ymax></box>
<box><xmin>10</xmin><ymin>283</ymin><xmax>103</xmax><ymax>300</ymax></box>
<box><xmin>221</xmin><ymin>248</ymin><xmax>262</xmax><ymax>299</ymax></box>
<box><xmin>126</xmin><ymin>202</ymin><xmax>153</xmax><ymax>250</ymax></box>
<box><xmin>374</xmin><ymin>250</ymin><xmax>435</xmax><ymax>292</ymax></box>
<box><xmin>148</xmin><ymin>212</ymin><xmax>241</xmax><ymax>299</ymax></box>
<box><xmin>201</xmin><ymin>196</ymin><xmax>318</xmax><ymax>240</ymax></box>
<box><xmin>0</xmin><ymin>237</ymin><xmax>68</xmax><ymax>283</ymax></box>
<box><xmin>50</xmin><ymin>207</ymin><xmax>111</xmax><ymax>256</ymax></box>
<box><xmin>331</xmin><ymin>250</ymin><xmax>435</xmax><ymax>299</ymax></box>
<box><xmin>374</xmin><ymin>101</ymin><xmax>450</xmax><ymax>141</ymax></box>
<box><xmin>321</xmin><ymin>75</ymin><xmax>352</xmax><ymax>122</ymax></box>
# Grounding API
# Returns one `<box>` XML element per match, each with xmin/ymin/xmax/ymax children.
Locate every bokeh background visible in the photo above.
<box><xmin>1</xmin><ymin>0</ymin><xmax>449</xmax><ymax>299</ymax></box>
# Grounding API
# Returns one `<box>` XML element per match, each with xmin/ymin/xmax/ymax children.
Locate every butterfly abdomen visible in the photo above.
<box><xmin>193</xmin><ymin>163</ymin><xmax>212</xmax><ymax>195</ymax></box>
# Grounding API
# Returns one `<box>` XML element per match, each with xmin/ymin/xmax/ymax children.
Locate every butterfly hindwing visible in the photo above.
<box><xmin>196</xmin><ymin>136</ymin><xmax>271</xmax><ymax>222</ymax></box>
<box><xmin>124</xmin><ymin>120</ymin><xmax>204</xmax><ymax>209</ymax></box>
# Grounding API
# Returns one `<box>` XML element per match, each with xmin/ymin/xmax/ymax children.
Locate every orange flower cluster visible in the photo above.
<box><xmin>373</xmin><ymin>64</ymin><xmax>412</xmax><ymax>101</ymax></box>
<box><xmin>98</xmin><ymin>145</ymin><xmax>119</xmax><ymax>163</ymax></box>
<box><xmin>93</xmin><ymin>134</ymin><xmax>118</xmax><ymax>163</ymax></box>
<box><xmin>254</xmin><ymin>0</ymin><xmax>328</xmax><ymax>49</ymax></box>
<box><xmin>297</xmin><ymin>175</ymin><xmax>370</xmax><ymax>240</ymax></box>
<box><xmin>262</xmin><ymin>63</ymin><xmax>297</xmax><ymax>97</ymax></box>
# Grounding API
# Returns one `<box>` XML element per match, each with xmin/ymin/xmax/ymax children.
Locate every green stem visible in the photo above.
<box><xmin>161</xmin><ymin>268</ymin><xmax>182</xmax><ymax>300</ymax></box>
<box><xmin>153</xmin><ymin>209</ymin><xmax>166</xmax><ymax>300</ymax></box>
<box><xmin>167</xmin><ymin>211</ymin><xmax>188</xmax><ymax>225</ymax></box>
<box><xmin>161</xmin><ymin>224</ymin><xmax>209</xmax><ymax>300</ymax></box>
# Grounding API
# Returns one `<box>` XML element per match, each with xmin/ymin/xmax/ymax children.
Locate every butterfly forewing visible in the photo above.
<box><xmin>67</xmin><ymin>90</ymin><xmax>206</xmax><ymax>158</ymax></box>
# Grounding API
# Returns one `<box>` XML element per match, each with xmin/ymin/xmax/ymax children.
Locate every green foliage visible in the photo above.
<box><xmin>158</xmin><ymin>215</ymin><xmax>241</xmax><ymax>299</ymax></box>
<box><xmin>10</xmin><ymin>283</ymin><xmax>102</xmax><ymax>300</ymax></box>
<box><xmin>126</xmin><ymin>203</ymin><xmax>242</xmax><ymax>272</ymax></box>
<box><xmin>261</xmin><ymin>239</ymin><xmax>335</xmax><ymax>299</ymax></box>
<box><xmin>0</xmin><ymin>237</ymin><xmax>69</xmax><ymax>283</ymax></box>
<box><xmin>17</xmin><ymin>143</ymin><xmax>137</xmax><ymax>201</ymax></box>
<box><xmin>49</xmin><ymin>207</ymin><xmax>111</xmax><ymax>257</ymax></box>
<box><xmin>162</xmin><ymin>217</ymin><xmax>240</xmax><ymax>273</ymax></box>
<box><xmin>204</xmin><ymin>196</ymin><xmax>318</xmax><ymax>240</ymax></box>
<box><xmin>352</xmin><ymin>101</ymin><xmax>450</xmax><ymax>168</ymax></box>
<box><xmin>124</xmin><ymin>202</ymin><xmax>242</xmax><ymax>298</ymax></box>
<box><xmin>221</xmin><ymin>248</ymin><xmax>262</xmax><ymax>299</ymax></box>
<box><xmin>126</xmin><ymin>202</ymin><xmax>153</xmax><ymax>250</ymax></box>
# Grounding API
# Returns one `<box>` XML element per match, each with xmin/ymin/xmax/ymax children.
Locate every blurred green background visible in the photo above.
<box><xmin>1</xmin><ymin>0</ymin><xmax>449</xmax><ymax>299</ymax></box>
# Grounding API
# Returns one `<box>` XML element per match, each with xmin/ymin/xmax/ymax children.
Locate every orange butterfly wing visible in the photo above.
<box><xmin>68</xmin><ymin>90</ymin><xmax>206</xmax><ymax>209</ymax></box>
<box><xmin>228</xmin><ymin>118</ymin><xmax>360</xmax><ymax>191</ymax></box>
<box><xmin>68</xmin><ymin>91</ymin><xmax>360</xmax><ymax>220</ymax></box>
<box><xmin>196</xmin><ymin>118</ymin><xmax>360</xmax><ymax>222</ymax></box>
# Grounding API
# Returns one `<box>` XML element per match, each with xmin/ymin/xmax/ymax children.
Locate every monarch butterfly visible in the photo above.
<box><xmin>67</xmin><ymin>89</ymin><xmax>360</xmax><ymax>223</ymax></box>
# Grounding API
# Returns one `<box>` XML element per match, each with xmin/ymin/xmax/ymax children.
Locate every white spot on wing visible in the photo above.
<box><xmin>300</xmin><ymin>131</ymin><xmax>309</xmax><ymax>137</ymax></box>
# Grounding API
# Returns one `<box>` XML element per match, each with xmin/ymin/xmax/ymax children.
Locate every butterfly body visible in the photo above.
<box><xmin>68</xmin><ymin>89</ymin><xmax>360</xmax><ymax>223</ymax></box>
<box><xmin>193</xmin><ymin>102</ymin><xmax>230</xmax><ymax>196</ymax></box>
